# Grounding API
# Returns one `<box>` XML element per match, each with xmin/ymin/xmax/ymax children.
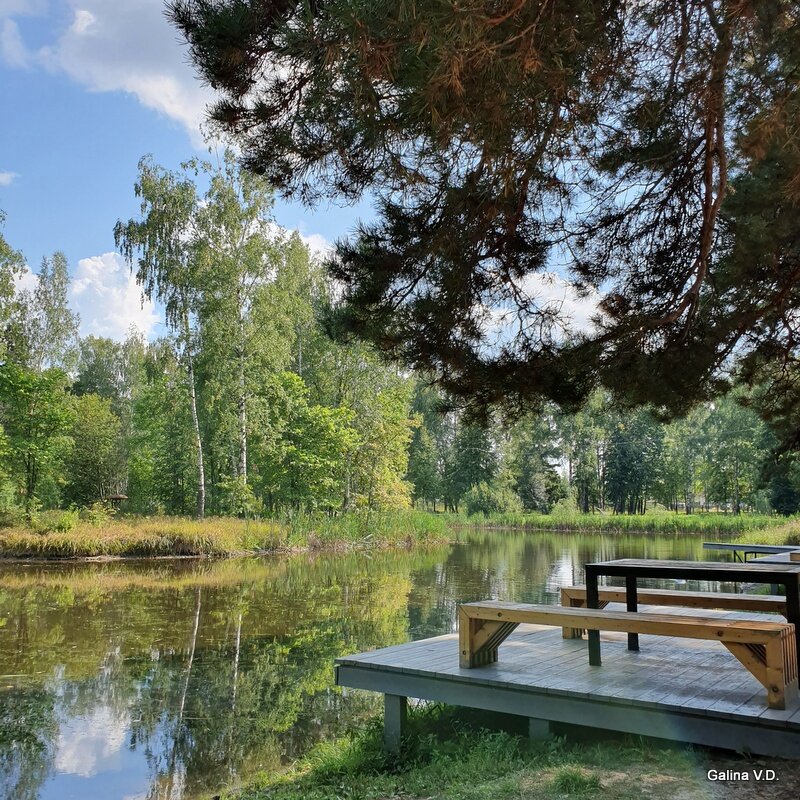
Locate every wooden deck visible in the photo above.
<box><xmin>335</xmin><ymin>604</ymin><xmax>800</xmax><ymax>758</ymax></box>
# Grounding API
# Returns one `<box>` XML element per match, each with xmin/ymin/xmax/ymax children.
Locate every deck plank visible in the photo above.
<box><xmin>336</xmin><ymin>604</ymin><xmax>800</xmax><ymax>758</ymax></box>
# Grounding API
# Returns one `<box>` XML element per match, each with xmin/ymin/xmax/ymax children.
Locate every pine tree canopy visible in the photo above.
<box><xmin>168</xmin><ymin>1</ymin><xmax>800</xmax><ymax>421</ymax></box>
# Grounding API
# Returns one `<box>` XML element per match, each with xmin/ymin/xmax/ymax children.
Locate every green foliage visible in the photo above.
<box><xmin>127</xmin><ymin>339</ymin><xmax>198</xmax><ymax>515</ymax></box>
<box><xmin>407</xmin><ymin>424</ymin><xmax>440</xmax><ymax>508</ymax></box>
<box><xmin>507</xmin><ymin>411</ymin><xmax>567</xmax><ymax>513</ymax></box>
<box><xmin>81</xmin><ymin>502</ymin><xmax>114</xmax><ymax>527</ymax></box>
<box><xmin>63</xmin><ymin>394</ymin><xmax>125</xmax><ymax>506</ymax></box>
<box><xmin>253</xmin><ymin>372</ymin><xmax>357</xmax><ymax>512</ymax></box>
<box><xmin>73</xmin><ymin>333</ymin><xmax>145</xmax><ymax>417</ymax></box>
<box><xmin>0</xmin><ymin>365</ymin><xmax>73</xmax><ymax>514</ymax></box>
<box><xmin>0</xmin><ymin>688</ymin><xmax>57</xmax><ymax>800</ymax></box>
<box><xmin>700</xmin><ymin>394</ymin><xmax>771</xmax><ymax>514</ymax></box>
<box><xmin>350</xmin><ymin>383</ymin><xmax>417</xmax><ymax>511</ymax></box>
<box><xmin>2</xmin><ymin>151</ymin><xmax>795</xmax><ymax>533</ymax></box>
<box><xmin>0</xmin><ymin>211</ymin><xmax>26</xmax><ymax>364</ymax></box>
<box><xmin>463</xmin><ymin>482</ymin><xmax>523</xmax><ymax>517</ymax></box>
<box><xmin>26</xmin><ymin>508</ymin><xmax>80</xmax><ymax>535</ymax></box>
<box><xmin>447</xmin><ymin>424</ymin><xmax>497</xmax><ymax>509</ymax></box>
<box><xmin>9</xmin><ymin>251</ymin><xmax>80</xmax><ymax>373</ymax></box>
<box><xmin>169</xmin><ymin>0</ymin><xmax>800</xmax><ymax>423</ymax></box>
<box><xmin>218</xmin><ymin>475</ymin><xmax>263</xmax><ymax>517</ymax></box>
<box><xmin>769</xmin><ymin>474</ymin><xmax>800</xmax><ymax>516</ymax></box>
<box><xmin>605</xmin><ymin>409</ymin><xmax>664</xmax><ymax>515</ymax></box>
<box><xmin>442</xmin><ymin>509</ymin><xmax>782</xmax><ymax>535</ymax></box>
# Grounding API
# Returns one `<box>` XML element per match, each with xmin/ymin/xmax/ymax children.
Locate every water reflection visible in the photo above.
<box><xmin>0</xmin><ymin>530</ymin><xmax>719</xmax><ymax>800</ymax></box>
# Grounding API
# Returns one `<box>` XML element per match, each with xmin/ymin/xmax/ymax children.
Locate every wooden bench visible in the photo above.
<box><xmin>458</xmin><ymin>601</ymin><xmax>799</xmax><ymax>709</ymax></box>
<box><xmin>560</xmin><ymin>585</ymin><xmax>787</xmax><ymax>639</ymax></box>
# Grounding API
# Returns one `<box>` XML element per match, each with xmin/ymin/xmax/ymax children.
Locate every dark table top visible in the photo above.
<box><xmin>586</xmin><ymin>558</ymin><xmax>800</xmax><ymax>576</ymax></box>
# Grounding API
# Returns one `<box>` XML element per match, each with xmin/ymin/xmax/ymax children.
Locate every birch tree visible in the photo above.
<box><xmin>115</xmin><ymin>158</ymin><xmax>208</xmax><ymax>517</ymax></box>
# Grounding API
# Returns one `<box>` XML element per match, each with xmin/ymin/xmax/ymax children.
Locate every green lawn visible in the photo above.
<box><xmin>228</xmin><ymin>709</ymin><xmax>793</xmax><ymax>800</ymax></box>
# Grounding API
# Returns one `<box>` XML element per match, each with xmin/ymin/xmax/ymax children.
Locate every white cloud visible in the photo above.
<box><xmin>14</xmin><ymin>253</ymin><xmax>162</xmax><ymax>341</ymax></box>
<box><xmin>14</xmin><ymin>253</ymin><xmax>159</xmax><ymax>340</ymax></box>
<box><xmin>4</xmin><ymin>1</ymin><xmax>215</xmax><ymax>146</ymax></box>
<box><xmin>1</xmin><ymin>19</ymin><xmax>30</xmax><ymax>67</ymax></box>
<box><xmin>13</xmin><ymin>263</ymin><xmax>37</xmax><ymax>294</ymax></box>
<box><xmin>70</xmin><ymin>252</ymin><xmax>159</xmax><ymax>340</ymax></box>
<box><xmin>70</xmin><ymin>7</ymin><xmax>94</xmax><ymax>34</ymax></box>
<box><xmin>479</xmin><ymin>271</ymin><xmax>602</xmax><ymax>354</ymax></box>
<box><xmin>0</xmin><ymin>170</ymin><xmax>19</xmax><ymax>186</ymax></box>
<box><xmin>299</xmin><ymin>231</ymin><xmax>333</xmax><ymax>258</ymax></box>
<box><xmin>522</xmin><ymin>271</ymin><xmax>601</xmax><ymax>334</ymax></box>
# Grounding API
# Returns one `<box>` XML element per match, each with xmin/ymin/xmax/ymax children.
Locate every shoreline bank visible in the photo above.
<box><xmin>0</xmin><ymin>510</ymin><xmax>450</xmax><ymax>560</ymax></box>
<box><xmin>0</xmin><ymin>509</ymin><xmax>794</xmax><ymax>561</ymax></box>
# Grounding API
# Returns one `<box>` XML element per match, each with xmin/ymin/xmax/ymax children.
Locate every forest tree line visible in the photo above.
<box><xmin>1</xmin><ymin>157</ymin><xmax>798</xmax><ymax>522</ymax></box>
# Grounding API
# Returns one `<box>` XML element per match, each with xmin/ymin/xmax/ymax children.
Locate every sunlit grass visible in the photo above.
<box><xmin>442</xmin><ymin>510</ymin><xmax>786</xmax><ymax>535</ymax></box>
<box><xmin>0</xmin><ymin>505</ymin><xmax>789</xmax><ymax>559</ymax></box>
<box><xmin>733</xmin><ymin>517</ymin><xmax>800</xmax><ymax>546</ymax></box>
<box><xmin>228</xmin><ymin>707</ymin><xmax>728</xmax><ymax>800</ymax></box>
<box><xmin>0</xmin><ymin>510</ymin><xmax>449</xmax><ymax>559</ymax></box>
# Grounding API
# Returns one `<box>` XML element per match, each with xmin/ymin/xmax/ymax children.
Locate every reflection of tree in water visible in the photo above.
<box><xmin>406</xmin><ymin>531</ymin><xmax>708</xmax><ymax>639</ymax></box>
<box><xmin>134</xmin><ymin>629</ymin><xmax>381</xmax><ymax>798</ymax></box>
<box><xmin>0</xmin><ymin>533</ymin><xmax>710</xmax><ymax>799</ymax></box>
<box><xmin>115</xmin><ymin>560</ymin><xmax>414</xmax><ymax>798</ymax></box>
<box><xmin>0</xmin><ymin>687</ymin><xmax>58</xmax><ymax>800</ymax></box>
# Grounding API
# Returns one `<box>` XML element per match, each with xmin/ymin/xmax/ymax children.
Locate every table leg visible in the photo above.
<box><xmin>626</xmin><ymin>575</ymin><xmax>639</xmax><ymax>651</ymax></box>
<box><xmin>785</xmin><ymin>576</ymin><xmax>800</xmax><ymax>660</ymax></box>
<box><xmin>586</xmin><ymin>567</ymin><xmax>601</xmax><ymax>666</ymax></box>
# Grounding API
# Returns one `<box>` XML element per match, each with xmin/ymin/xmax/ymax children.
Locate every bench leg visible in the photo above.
<box><xmin>528</xmin><ymin>717</ymin><xmax>552</xmax><ymax>741</ymax></box>
<box><xmin>459</xmin><ymin>607</ymin><xmax>518</xmax><ymax>667</ymax></box>
<box><xmin>384</xmin><ymin>694</ymin><xmax>407</xmax><ymax>753</ymax></box>
<box><xmin>766</xmin><ymin>635</ymin><xmax>798</xmax><ymax>710</ymax></box>
<box><xmin>725</xmin><ymin>636</ymin><xmax>799</xmax><ymax>711</ymax></box>
<box><xmin>626</xmin><ymin>576</ymin><xmax>640</xmax><ymax>652</ymax></box>
<box><xmin>562</xmin><ymin>591</ymin><xmax>585</xmax><ymax>638</ymax></box>
<box><xmin>586</xmin><ymin>578</ymin><xmax>602</xmax><ymax>666</ymax></box>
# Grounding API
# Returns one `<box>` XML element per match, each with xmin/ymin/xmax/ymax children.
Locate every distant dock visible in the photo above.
<box><xmin>335</xmin><ymin>604</ymin><xmax>800</xmax><ymax>758</ymax></box>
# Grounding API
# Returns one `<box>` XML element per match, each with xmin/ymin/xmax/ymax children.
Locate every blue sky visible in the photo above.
<box><xmin>0</xmin><ymin>0</ymin><xmax>597</xmax><ymax>343</ymax></box>
<box><xmin>0</xmin><ymin>0</ymin><xmax>372</xmax><ymax>340</ymax></box>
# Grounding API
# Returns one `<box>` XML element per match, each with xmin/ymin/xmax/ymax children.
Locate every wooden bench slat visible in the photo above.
<box><xmin>458</xmin><ymin>601</ymin><xmax>799</xmax><ymax>711</ymax></box>
<box><xmin>460</xmin><ymin>601</ymin><xmax>788</xmax><ymax>641</ymax></box>
<box><xmin>561</xmin><ymin>585</ymin><xmax>787</xmax><ymax>614</ymax></box>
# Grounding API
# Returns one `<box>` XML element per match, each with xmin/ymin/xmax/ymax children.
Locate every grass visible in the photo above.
<box><xmin>442</xmin><ymin>509</ymin><xmax>787</xmax><ymax>535</ymax></box>
<box><xmin>732</xmin><ymin>517</ymin><xmax>800</xmax><ymax>547</ymax></box>
<box><xmin>0</xmin><ymin>509</ymin><xmax>450</xmax><ymax>559</ymax></box>
<box><xmin>225</xmin><ymin>707</ymin><xmax>786</xmax><ymax>800</ymax></box>
<box><xmin>0</xmin><ymin>505</ymin><xmax>792</xmax><ymax>559</ymax></box>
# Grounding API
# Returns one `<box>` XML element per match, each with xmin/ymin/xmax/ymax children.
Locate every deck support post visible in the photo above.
<box><xmin>528</xmin><ymin>717</ymin><xmax>552</xmax><ymax>741</ymax></box>
<box><xmin>383</xmin><ymin>694</ymin><xmax>407</xmax><ymax>753</ymax></box>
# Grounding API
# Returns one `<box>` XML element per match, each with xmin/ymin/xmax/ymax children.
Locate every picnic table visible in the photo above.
<box><xmin>751</xmin><ymin>552</ymin><xmax>800</xmax><ymax>565</ymax></box>
<box><xmin>702</xmin><ymin>541</ymin><xmax>800</xmax><ymax>562</ymax></box>
<box><xmin>584</xmin><ymin>558</ymin><xmax>800</xmax><ymax>667</ymax></box>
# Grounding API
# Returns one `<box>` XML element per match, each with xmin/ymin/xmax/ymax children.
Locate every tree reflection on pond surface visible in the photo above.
<box><xmin>0</xmin><ymin>530</ymin><xmax>717</xmax><ymax>799</ymax></box>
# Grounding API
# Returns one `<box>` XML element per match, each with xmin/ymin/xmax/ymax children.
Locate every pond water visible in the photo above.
<box><xmin>0</xmin><ymin>529</ymin><xmax>735</xmax><ymax>800</ymax></box>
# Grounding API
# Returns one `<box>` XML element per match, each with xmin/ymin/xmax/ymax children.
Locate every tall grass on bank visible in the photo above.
<box><xmin>230</xmin><ymin>707</ymin><xmax>747</xmax><ymax>800</ymax></box>
<box><xmin>733</xmin><ymin>517</ymin><xmax>800</xmax><ymax>547</ymax></box>
<box><xmin>0</xmin><ymin>510</ymin><xmax>449</xmax><ymax>559</ymax></box>
<box><xmin>442</xmin><ymin>510</ymin><xmax>786</xmax><ymax>535</ymax></box>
